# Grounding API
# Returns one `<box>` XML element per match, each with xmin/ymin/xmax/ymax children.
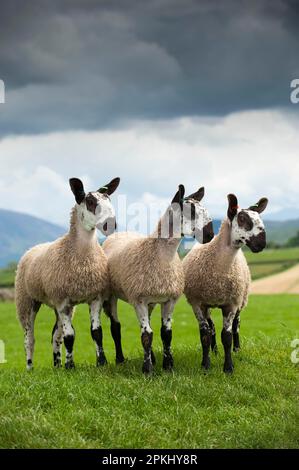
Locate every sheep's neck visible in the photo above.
<box><xmin>69</xmin><ymin>207</ymin><xmax>98</xmax><ymax>252</ymax></box>
<box><xmin>213</xmin><ymin>219</ymin><xmax>240</xmax><ymax>269</ymax></box>
<box><xmin>151</xmin><ymin>213</ymin><xmax>181</xmax><ymax>262</ymax></box>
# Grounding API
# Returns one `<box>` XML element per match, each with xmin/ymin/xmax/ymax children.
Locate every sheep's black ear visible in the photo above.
<box><xmin>69</xmin><ymin>178</ymin><xmax>85</xmax><ymax>204</ymax></box>
<box><xmin>171</xmin><ymin>184</ymin><xmax>185</xmax><ymax>208</ymax></box>
<box><xmin>227</xmin><ymin>194</ymin><xmax>238</xmax><ymax>221</ymax></box>
<box><xmin>186</xmin><ymin>187</ymin><xmax>205</xmax><ymax>202</ymax></box>
<box><xmin>98</xmin><ymin>177</ymin><xmax>120</xmax><ymax>195</ymax></box>
<box><xmin>248</xmin><ymin>198</ymin><xmax>268</xmax><ymax>214</ymax></box>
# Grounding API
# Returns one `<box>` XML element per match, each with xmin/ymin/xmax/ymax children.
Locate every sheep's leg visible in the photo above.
<box><xmin>193</xmin><ymin>304</ymin><xmax>211</xmax><ymax>370</ymax></box>
<box><xmin>221</xmin><ymin>306</ymin><xmax>235</xmax><ymax>373</ymax></box>
<box><xmin>58</xmin><ymin>302</ymin><xmax>75</xmax><ymax>369</ymax></box>
<box><xmin>148</xmin><ymin>303</ymin><xmax>156</xmax><ymax>365</ymax></box>
<box><xmin>52</xmin><ymin>309</ymin><xmax>64</xmax><ymax>368</ymax></box>
<box><xmin>24</xmin><ymin>300</ymin><xmax>41</xmax><ymax>371</ymax></box>
<box><xmin>103</xmin><ymin>297</ymin><xmax>125</xmax><ymax>364</ymax></box>
<box><xmin>161</xmin><ymin>299</ymin><xmax>176</xmax><ymax>371</ymax></box>
<box><xmin>89</xmin><ymin>298</ymin><xmax>107</xmax><ymax>366</ymax></box>
<box><xmin>134</xmin><ymin>301</ymin><xmax>153</xmax><ymax>374</ymax></box>
<box><xmin>207</xmin><ymin>315</ymin><xmax>218</xmax><ymax>354</ymax></box>
<box><xmin>233</xmin><ymin>310</ymin><xmax>241</xmax><ymax>352</ymax></box>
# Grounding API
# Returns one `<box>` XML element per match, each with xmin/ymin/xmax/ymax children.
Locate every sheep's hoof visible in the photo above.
<box><xmin>201</xmin><ymin>357</ymin><xmax>211</xmax><ymax>371</ymax></box>
<box><xmin>96</xmin><ymin>354</ymin><xmax>108</xmax><ymax>366</ymax></box>
<box><xmin>151</xmin><ymin>350</ymin><xmax>156</xmax><ymax>366</ymax></box>
<box><xmin>223</xmin><ymin>362</ymin><xmax>234</xmax><ymax>374</ymax></box>
<box><xmin>163</xmin><ymin>355</ymin><xmax>174</xmax><ymax>371</ymax></box>
<box><xmin>65</xmin><ymin>360</ymin><xmax>75</xmax><ymax>370</ymax></box>
<box><xmin>233</xmin><ymin>346</ymin><xmax>241</xmax><ymax>353</ymax></box>
<box><xmin>116</xmin><ymin>355</ymin><xmax>126</xmax><ymax>365</ymax></box>
<box><xmin>53</xmin><ymin>353</ymin><xmax>62</xmax><ymax>368</ymax></box>
<box><xmin>26</xmin><ymin>361</ymin><xmax>33</xmax><ymax>372</ymax></box>
<box><xmin>142</xmin><ymin>360</ymin><xmax>153</xmax><ymax>375</ymax></box>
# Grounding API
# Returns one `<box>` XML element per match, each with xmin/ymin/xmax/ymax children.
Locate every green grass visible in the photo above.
<box><xmin>1</xmin><ymin>247</ymin><xmax>299</xmax><ymax>287</ymax></box>
<box><xmin>245</xmin><ymin>247</ymin><xmax>299</xmax><ymax>263</ymax></box>
<box><xmin>0</xmin><ymin>295</ymin><xmax>298</xmax><ymax>449</ymax></box>
<box><xmin>244</xmin><ymin>247</ymin><xmax>299</xmax><ymax>280</ymax></box>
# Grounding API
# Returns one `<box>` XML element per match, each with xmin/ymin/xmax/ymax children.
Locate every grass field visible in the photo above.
<box><xmin>244</xmin><ymin>247</ymin><xmax>299</xmax><ymax>280</ymax></box>
<box><xmin>0</xmin><ymin>295</ymin><xmax>298</xmax><ymax>449</ymax></box>
<box><xmin>1</xmin><ymin>247</ymin><xmax>299</xmax><ymax>287</ymax></box>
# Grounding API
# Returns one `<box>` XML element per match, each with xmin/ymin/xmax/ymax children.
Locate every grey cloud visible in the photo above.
<box><xmin>0</xmin><ymin>0</ymin><xmax>299</xmax><ymax>136</ymax></box>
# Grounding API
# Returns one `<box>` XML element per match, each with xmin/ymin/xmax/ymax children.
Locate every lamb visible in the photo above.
<box><xmin>102</xmin><ymin>185</ymin><xmax>214</xmax><ymax>373</ymax></box>
<box><xmin>15</xmin><ymin>177</ymin><xmax>120</xmax><ymax>370</ymax></box>
<box><xmin>183</xmin><ymin>194</ymin><xmax>268</xmax><ymax>373</ymax></box>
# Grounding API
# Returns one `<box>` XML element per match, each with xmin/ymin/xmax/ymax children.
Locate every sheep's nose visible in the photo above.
<box><xmin>102</xmin><ymin>217</ymin><xmax>117</xmax><ymax>235</ymax></box>
<box><xmin>203</xmin><ymin>221</ymin><xmax>214</xmax><ymax>244</ymax></box>
<box><xmin>249</xmin><ymin>231</ymin><xmax>266</xmax><ymax>252</ymax></box>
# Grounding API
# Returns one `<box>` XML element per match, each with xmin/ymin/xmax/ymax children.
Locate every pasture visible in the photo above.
<box><xmin>1</xmin><ymin>247</ymin><xmax>299</xmax><ymax>288</ymax></box>
<box><xmin>0</xmin><ymin>295</ymin><xmax>298</xmax><ymax>449</ymax></box>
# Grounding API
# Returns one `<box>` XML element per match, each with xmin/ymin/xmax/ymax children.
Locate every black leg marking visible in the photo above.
<box><xmin>221</xmin><ymin>306</ymin><xmax>235</xmax><ymax>373</ymax></box>
<box><xmin>110</xmin><ymin>319</ymin><xmax>125</xmax><ymax>364</ymax></box>
<box><xmin>221</xmin><ymin>329</ymin><xmax>233</xmax><ymax>373</ymax></box>
<box><xmin>141</xmin><ymin>331</ymin><xmax>153</xmax><ymax>374</ymax></box>
<box><xmin>207</xmin><ymin>317</ymin><xmax>217</xmax><ymax>354</ymax></box>
<box><xmin>91</xmin><ymin>326</ymin><xmax>107</xmax><ymax>366</ymax></box>
<box><xmin>233</xmin><ymin>312</ymin><xmax>241</xmax><ymax>352</ymax></box>
<box><xmin>64</xmin><ymin>332</ymin><xmax>75</xmax><ymax>369</ymax></box>
<box><xmin>151</xmin><ymin>349</ymin><xmax>156</xmax><ymax>365</ymax></box>
<box><xmin>200</xmin><ymin>324</ymin><xmax>211</xmax><ymax>370</ymax></box>
<box><xmin>161</xmin><ymin>324</ymin><xmax>173</xmax><ymax>371</ymax></box>
<box><xmin>51</xmin><ymin>319</ymin><xmax>62</xmax><ymax>368</ymax></box>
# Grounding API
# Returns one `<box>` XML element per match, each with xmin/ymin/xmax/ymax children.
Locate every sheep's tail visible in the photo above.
<box><xmin>15</xmin><ymin>261</ymin><xmax>33</xmax><ymax>329</ymax></box>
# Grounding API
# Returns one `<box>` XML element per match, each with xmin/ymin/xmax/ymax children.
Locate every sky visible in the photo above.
<box><xmin>0</xmin><ymin>0</ymin><xmax>299</xmax><ymax>226</ymax></box>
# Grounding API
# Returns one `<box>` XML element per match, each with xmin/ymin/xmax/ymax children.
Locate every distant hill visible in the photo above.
<box><xmin>0</xmin><ymin>209</ymin><xmax>298</xmax><ymax>268</ymax></box>
<box><xmin>0</xmin><ymin>209</ymin><xmax>65</xmax><ymax>267</ymax></box>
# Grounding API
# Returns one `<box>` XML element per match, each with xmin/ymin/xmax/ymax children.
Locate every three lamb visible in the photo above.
<box><xmin>15</xmin><ymin>177</ymin><xmax>268</xmax><ymax>374</ymax></box>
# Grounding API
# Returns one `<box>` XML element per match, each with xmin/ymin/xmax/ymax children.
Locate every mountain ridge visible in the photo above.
<box><xmin>0</xmin><ymin>209</ymin><xmax>298</xmax><ymax>267</ymax></box>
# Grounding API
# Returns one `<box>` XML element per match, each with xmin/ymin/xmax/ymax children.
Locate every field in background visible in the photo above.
<box><xmin>0</xmin><ymin>295</ymin><xmax>298</xmax><ymax>448</ymax></box>
<box><xmin>245</xmin><ymin>247</ymin><xmax>299</xmax><ymax>280</ymax></box>
<box><xmin>1</xmin><ymin>247</ymin><xmax>299</xmax><ymax>288</ymax></box>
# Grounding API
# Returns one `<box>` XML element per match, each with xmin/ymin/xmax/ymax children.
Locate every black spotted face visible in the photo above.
<box><xmin>231</xmin><ymin>209</ymin><xmax>266</xmax><ymax>252</ymax></box>
<box><xmin>69</xmin><ymin>177</ymin><xmax>120</xmax><ymax>235</ymax></box>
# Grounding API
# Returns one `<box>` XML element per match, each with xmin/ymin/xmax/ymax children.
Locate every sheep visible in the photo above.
<box><xmin>102</xmin><ymin>185</ymin><xmax>214</xmax><ymax>373</ymax></box>
<box><xmin>15</xmin><ymin>177</ymin><xmax>120</xmax><ymax>370</ymax></box>
<box><xmin>183</xmin><ymin>194</ymin><xmax>268</xmax><ymax>373</ymax></box>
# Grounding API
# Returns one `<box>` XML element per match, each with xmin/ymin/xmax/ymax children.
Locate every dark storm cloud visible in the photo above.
<box><xmin>0</xmin><ymin>0</ymin><xmax>298</xmax><ymax>135</ymax></box>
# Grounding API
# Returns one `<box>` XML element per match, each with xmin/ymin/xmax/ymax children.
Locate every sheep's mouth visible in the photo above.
<box><xmin>246</xmin><ymin>232</ymin><xmax>266</xmax><ymax>253</ymax></box>
<box><xmin>99</xmin><ymin>217</ymin><xmax>117</xmax><ymax>235</ymax></box>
